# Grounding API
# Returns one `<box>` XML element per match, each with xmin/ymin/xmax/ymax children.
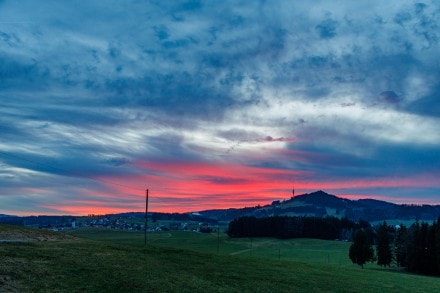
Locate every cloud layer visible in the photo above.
<box><xmin>1</xmin><ymin>0</ymin><xmax>439</xmax><ymax>215</ymax></box>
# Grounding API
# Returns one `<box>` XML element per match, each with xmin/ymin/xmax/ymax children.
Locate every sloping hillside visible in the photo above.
<box><xmin>199</xmin><ymin>190</ymin><xmax>440</xmax><ymax>222</ymax></box>
<box><xmin>0</xmin><ymin>224</ymin><xmax>76</xmax><ymax>242</ymax></box>
<box><xmin>2</xmin><ymin>226</ymin><xmax>440</xmax><ymax>292</ymax></box>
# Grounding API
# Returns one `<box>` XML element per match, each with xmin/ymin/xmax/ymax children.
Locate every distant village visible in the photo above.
<box><xmin>2</xmin><ymin>213</ymin><xmax>217</xmax><ymax>234</ymax></box>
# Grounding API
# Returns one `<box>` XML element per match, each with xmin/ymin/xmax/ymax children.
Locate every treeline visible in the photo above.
<box><xmin>387</xmin><ymin>219</ymin><xmax>440</xmax><ymax>275</ymax></box>
<box><xmin>349</xmin><ymin>219</ymin><xmax>440</xmax><ymax>276</ymax></box>
<box><xmin>227</xmin><ymin>216</ymin><xmax>362</xmax><ymax>240</ymax></box>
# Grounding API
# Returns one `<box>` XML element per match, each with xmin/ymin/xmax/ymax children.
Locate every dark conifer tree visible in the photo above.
<box><xmin>406</xmin><ymin>221</ymin><xmax>419</xmax><ymax>272</ymax></box>
<box><xmin>349</xmin><ymin>229</ymin><xmax>374</xmax><ymax>268</ymax></box>
<box><xmin>393</xmin><ymin>220</ymin><xmax>440</xmax><ymax>276</ymax></box>
<box><xmin>407</xmin><ymin>222</ymin><xmax>430</xmax><ymax>274</ymax></box>
<box><xmin>435</xmin><ymin>218</ymin><xmax>440</xmax><ymax>275</ymax></box>
<box><xmin>427</xmin><ymin>221</ymin><xmax>438</xmax><ymax>275</ymax></box>
<box><xmin>394</xmin><ymin>224</ymin><xmax>408</xmax><ymax>267</ymax></box>
<box><xmin>376</xmin><ymin>221</ymin><xmax>393</xmax><ymax>267</ymax></box>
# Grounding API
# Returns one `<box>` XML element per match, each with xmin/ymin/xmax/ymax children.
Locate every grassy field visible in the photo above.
<box><xmin>1</xmin><ymin>225</ymin><xmax>440</xmax><ymax>292</ymax></box>
<box><xmin>69</xmin><ymin>228</ymin><xmax>351</xmax><ymax>266</ymax></box>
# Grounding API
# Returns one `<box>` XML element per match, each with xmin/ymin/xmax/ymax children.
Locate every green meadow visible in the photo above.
<box><xmin>69</xmin><ymin>228</ymin><xmax>350</xmax><ymax>265</ymax></box>
<box><xmin>1</xmin><ymin>225</ymin><xmax>440</xmax><ymax>292</ymax></box>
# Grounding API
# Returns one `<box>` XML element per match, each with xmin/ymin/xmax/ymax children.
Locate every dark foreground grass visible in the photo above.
<box><xmin>1</xmin><ymin>227</ymin><xmax>440</xmax><ymax>292</ymax></box>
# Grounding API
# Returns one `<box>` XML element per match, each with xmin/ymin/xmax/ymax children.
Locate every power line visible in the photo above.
<box><xmin>0</xmin><ymin>150</ymin><xmax>145</xmax><ymax>192</ymax></box>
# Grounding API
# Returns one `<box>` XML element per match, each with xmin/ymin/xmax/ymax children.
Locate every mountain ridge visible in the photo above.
<box><xmin>1</xmin><ymin>191</ymin><xmax>439</xmax><ymax>224</ymax></box>
<box><xmin>198</xmin><ymin>190</ymin><xmax>440</xmax><ymax>222</ymax></box>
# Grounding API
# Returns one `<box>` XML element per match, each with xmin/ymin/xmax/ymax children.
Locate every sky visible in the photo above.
<box><xmin>1</xmin><ymin>0</ymin><xmax>439</xmax><ymax>216</ymax></box>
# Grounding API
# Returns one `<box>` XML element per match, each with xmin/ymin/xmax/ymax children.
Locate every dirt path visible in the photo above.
<box><xmin>150</xmin><ymin>233</ymin><xmax>172</xmax><ymax>242</ymax></box>
<box><xmin>230</xmin><ymin>249</ymin><xmax>252</xmax><ymax>255</ymax></box>
<box><xmin>229</xmin><ymin>239</ymin><xmax>279</xmax><ymax>255</ymax></box>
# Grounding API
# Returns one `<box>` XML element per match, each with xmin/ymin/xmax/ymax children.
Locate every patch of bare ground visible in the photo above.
<box><xmin>0</xmin><ymin>225</ymin><xmax>78</xmax><ymax>242</ymax></box>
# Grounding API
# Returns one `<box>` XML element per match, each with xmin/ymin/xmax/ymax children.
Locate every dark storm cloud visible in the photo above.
<box><xmin>1</xmin><ymin>1</ymin><xmax>436</xmax><ymax>116</ymax></box>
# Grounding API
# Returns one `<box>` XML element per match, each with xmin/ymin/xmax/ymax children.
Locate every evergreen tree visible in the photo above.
<box><xmin>407</xmin><ymin>221</ymin><xmax>429</xmax><ymax>274</ymax></box>
<box><xmin>435</xmin><ymin>218</ymin><xmax>440</xmax><ymax>275</ymax></box>
<box><xmin>349</xmin><ymin>229</ymin><xmax>374</xmax><ymax>268</ymax></box>
<box><xmin>427</xmin><ymin>221</ymin><xmax>438</xmax><ymax>274</ymax></box>
<box><xmin>418</xmin><ymin>222</ymin><xmax>431</xmax><ymax>274</ymax></box>
<box><xmin>376</xmin><ymin>221</ymin><xmax>393</xmax><ymax>267</ymax></box>
<box><xmin>394</xmin><ymin>224</ymin><xmax>408</xmax><ymax>267</ymax></box>
<box><xmin>394</xmin><ymin>220</ymin><xmax>440</xmax><ymax>276</ymax></box>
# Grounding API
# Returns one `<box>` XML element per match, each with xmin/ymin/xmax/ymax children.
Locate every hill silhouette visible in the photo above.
<box><xmin>199</xmin><ymin>190</ymin><xmax>440</xmax><ymax>222</ymax></box>
<box><xmin>1</xmin><ymin>191</ymin><xmax>439</xmax><ymax>225</ymax></box>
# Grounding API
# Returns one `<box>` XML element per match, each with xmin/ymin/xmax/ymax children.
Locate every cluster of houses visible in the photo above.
<box><xmin>36</xmin><ymin>215</ymin><xmax>215</xmax><ymax>234</ymax></box>
<box><xmin>82</xmin><ymin>217</ymin><xmax>144</xmax><ymax>231</ymax></box>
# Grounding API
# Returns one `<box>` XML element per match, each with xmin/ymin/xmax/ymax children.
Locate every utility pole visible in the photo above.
<box><xmin>144</xmin><ymin>188</ymin><xmax>149</xmax><ymax>245</ymax></box>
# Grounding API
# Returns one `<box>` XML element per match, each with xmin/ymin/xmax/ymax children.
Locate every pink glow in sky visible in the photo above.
<box><xmin>1</xmin><ymin>1</ymin><xmax>440</xmax><ymax>215</ymax></box>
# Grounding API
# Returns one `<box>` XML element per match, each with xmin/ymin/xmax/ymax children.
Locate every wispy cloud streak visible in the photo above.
<box><xmin>0</xmin><ymin>0</ymin><xmax>439</xmax><ymax>215</ymax></box>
